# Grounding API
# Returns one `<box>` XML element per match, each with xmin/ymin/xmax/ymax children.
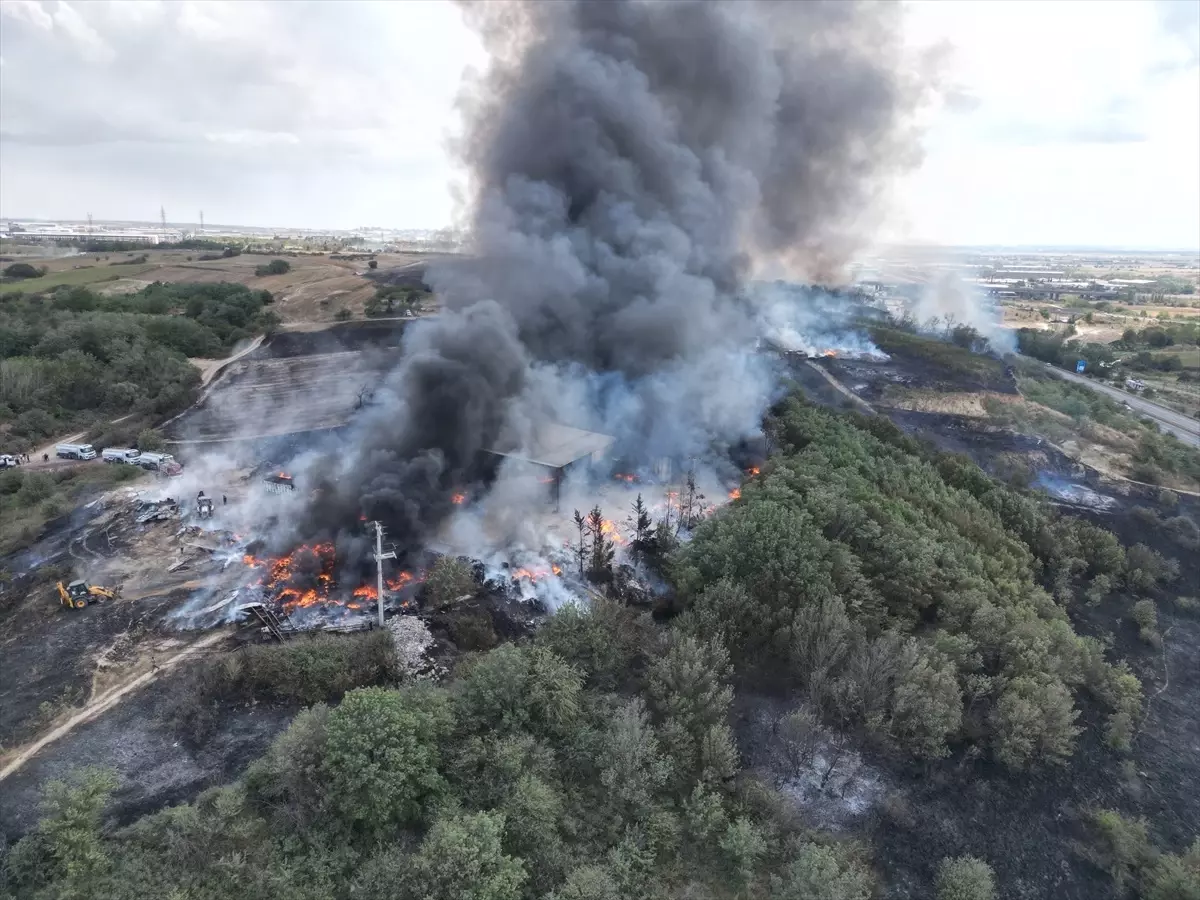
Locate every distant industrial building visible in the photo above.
<box><xmin>4</xmin><ymin>222</ymin><xmax>183</xmax><ymax>244</ymax></box>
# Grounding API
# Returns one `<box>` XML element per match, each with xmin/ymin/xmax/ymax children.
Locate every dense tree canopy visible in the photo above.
<box><xmin>0</xmin><ymin>282</ymin><xmax>276</xmax><ymax>448</ymax></box>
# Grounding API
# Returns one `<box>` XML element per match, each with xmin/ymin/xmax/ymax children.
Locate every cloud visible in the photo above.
<box><xmin>0</xmin><ymin>0</ymin><xmax>484</xmax><ymax>227</ymax></box>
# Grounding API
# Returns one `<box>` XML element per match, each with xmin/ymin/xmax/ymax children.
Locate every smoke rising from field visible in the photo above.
<box><xmin>913</xmin><ymin>272</ymin><xmax>1017</xmax><ymax>353</ymax></box>
<box><xmin>298</xmin><ymin>0</ymin><xmax>925</xmax><ymax>562</ymax></box>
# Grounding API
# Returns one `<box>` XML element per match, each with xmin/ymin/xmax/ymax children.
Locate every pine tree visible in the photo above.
<box><xmin>628</xmin><ymin>493</ymin><xmax>652</xmax><ymax>564</ymax></box>
<box><xmin>586</xmin><ymin>505</ymin><xmax>615</xmax><ymax>584</ymax></box>
<box><xmin>573</xmin><ymin>509</ymin><xmax>589</xmax><ymax>577</ymax></box>
<box><xmin>679</xmin><ymin>467</ymin><xmax>706</xmax><ymax>532</ymax></box>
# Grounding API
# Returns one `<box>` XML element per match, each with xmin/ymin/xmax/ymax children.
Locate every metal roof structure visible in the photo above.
<box><xmin>486</xmin><ymin>422</ymin><xmax>615</xmax><ymax>470</ymax></box>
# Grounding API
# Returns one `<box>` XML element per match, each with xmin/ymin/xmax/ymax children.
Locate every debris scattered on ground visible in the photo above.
<box><xmin>388</xmin><ymin>615</ymin><xmax>437</xmax><ymax>679</ymax></box>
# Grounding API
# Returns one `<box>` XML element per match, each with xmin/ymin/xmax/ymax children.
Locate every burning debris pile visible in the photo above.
<box><xmin>238</xmin><ymin>542</ymin><xmax>421</xmax><ymax>620</ymax></box>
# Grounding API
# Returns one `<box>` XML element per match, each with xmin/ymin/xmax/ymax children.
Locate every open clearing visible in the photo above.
<box><xmin>0</xmin><ymin>248</ymin><xmax>436</xmax><ymax>323</ymax></box>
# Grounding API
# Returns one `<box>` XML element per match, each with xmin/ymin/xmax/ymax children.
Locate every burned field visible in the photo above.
<box><xmin>166</xmin><ymin>321</ymin><xmax>410</xmax><ymax>443</ymax></box>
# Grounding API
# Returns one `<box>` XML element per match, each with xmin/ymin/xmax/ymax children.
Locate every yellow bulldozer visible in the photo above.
<box><xmin>57</xmin><ymin>580</ymin><xmax>119</xmax><ymax>610</ymax></box>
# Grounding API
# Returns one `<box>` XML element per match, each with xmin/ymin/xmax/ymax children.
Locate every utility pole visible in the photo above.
<box><xmin>371</xmin><ymin>520</ymin><xmax>396</xmax><ymax>627</ymax></box>
<box><xmin>199</xmin><ymin>210</ymin><xmax>204</xmax><ymax>235</ymax></box>
<box><xmin>160</xmin><ymin>205</ymin><xmax>167</xmax><ymax>234</ymax></box>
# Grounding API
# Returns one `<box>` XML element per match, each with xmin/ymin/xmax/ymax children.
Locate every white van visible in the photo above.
<box><xmin>56</xmin><ymin>443</ymin><xmax>97</xmax><ymax>460</ymax></box>
<box><xmin>102</xmin><ymin>447</ymin><xmax>141</xmax><ymax>464</ymax></box>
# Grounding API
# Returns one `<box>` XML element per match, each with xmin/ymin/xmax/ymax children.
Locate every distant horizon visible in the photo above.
<box><xmin>3</xmin><ymin>215</ymin><xmax>1196</xmax><ymax>256</ymax></box>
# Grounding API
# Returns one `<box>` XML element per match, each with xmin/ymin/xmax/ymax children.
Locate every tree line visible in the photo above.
<box><xmin>0</xmin><ymin>282</ymin><xmax>277</xmax><ymax>451</ymax></box>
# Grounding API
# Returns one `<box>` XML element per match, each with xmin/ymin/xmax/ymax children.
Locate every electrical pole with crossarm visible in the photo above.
<box><xmin>372</xmin><ymin>520</ymin><xmax>396</xmax><ymax>627</ymax></box>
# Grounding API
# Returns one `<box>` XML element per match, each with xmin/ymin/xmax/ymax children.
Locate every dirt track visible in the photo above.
<box><xmin>0</xmin><ymin>629</ymin><xmax>231</xmax><ymax>782</ymax></box>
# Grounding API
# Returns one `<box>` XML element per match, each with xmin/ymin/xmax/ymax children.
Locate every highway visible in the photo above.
<box><xmin>1044</xmin><ymin>365</ymin><xmax>1200</xmax><ymax>448</ymax></box>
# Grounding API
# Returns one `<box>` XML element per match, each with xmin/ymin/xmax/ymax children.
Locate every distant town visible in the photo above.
<box><xmin>0</xmin><ymin>216</ymin><xmax>462</xmax><ymax>253</ymax></box>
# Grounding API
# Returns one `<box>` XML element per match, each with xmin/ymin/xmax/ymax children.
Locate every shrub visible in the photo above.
<box><xmin>1088</xmin><ymin>809</ymin><xmax>1153</xmax><ymax>893</ymax></box>
<box><xmin>136</xmin><ymin>428</ymin><xmax>165</xmax><ymax>452</ymax></box>
<box><xmin>3</xmin><ymin>262</ymin><xmax>43</xmax><ymax>279</ymax></box>
<box><xmin>1164</xmin><ymin>515</ymin><xmax>1200</xmax><ymax>550</ymax></box>
<box><xmin>177</xmin><ymin>630</ymin><xmax>398</xmax><ymax>739</ymax></box>
<box><xmin>254</xmin><ymin>259</ymin><xmax>291</xmax><ymax>277</ymax></box>
<box><xmin>936</xmin><ymin>856</ymin><xmax>997</xmax><ymax>900</ymax></box>
<box><xmin>1131</xmin><ymin>599</ymin><xmax>1161</xmax><ymax>646</ymax></box>
<box><xmin>334</xmin><ymin>308</ymin><xmax>352</xmax><ymax>321</ymax></box>
<box><xmin>423</xmin><ymin>555</ymin><xmax>477</xmax><ymax>607</ymax></box>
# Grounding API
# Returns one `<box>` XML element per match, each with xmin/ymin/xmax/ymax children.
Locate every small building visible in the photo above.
<box><xmin>485</xmin><ymin>422</ymin><xmax>615</xmax><ymax>510</ymax></box>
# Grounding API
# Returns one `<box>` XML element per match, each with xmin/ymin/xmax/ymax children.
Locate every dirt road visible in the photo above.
<box><xmin>1046</xmin><ymin>365</ymin><xmax>1200</xmax><ymax>448</ymax></box>
<box><xmin>0</xmin><ymin>629</ymin><xmax>230</xmax><ymax>782</ymax></box>
<box><xmin>191</xmin><ymin>333</ymin><xmax>266</xmax><ymax>387</ymax></box>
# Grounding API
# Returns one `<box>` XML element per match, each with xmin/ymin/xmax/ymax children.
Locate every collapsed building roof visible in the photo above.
<box><xmin>486</xmin><ymin>422</ymin><xmax>615</xmax><ymax>470</ymax></box>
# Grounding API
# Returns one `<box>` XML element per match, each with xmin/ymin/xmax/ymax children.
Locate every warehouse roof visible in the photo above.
<box><xmin>487</xmin><ymin>422</ymin><xmax>615</xmax><ymax>469</ymax></box>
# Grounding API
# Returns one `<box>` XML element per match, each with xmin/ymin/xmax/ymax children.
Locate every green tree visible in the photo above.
<box><xmin>550</xmin><ymin>865</ymin><xmax>621</xmax><ymax>900</ymax></box>
<box><xmin>647</xmin><ymin>634</ymin><xmax>735</xmax><ymax>789</ymax></box>
<box><xmin>598</xmin><ymin>698</ymin><xmax>672</xmax><ymax>832</ymax></box>
<box><xmin>455</xmin><ymin>644</ymin><xmax>583</xmax><ymax>740</ymax></box>
<box><xmin>501</xmin><ymin>774</ymin><xmax>567</xmax><ymax>893</ymax></box>
<box><xmin>424</xmin><ymin>555</ymin><xmax>476</xmax><ymax>606</ymax></box>
<box><xmin>719</xmin><ymin>817</ymin><xmax>767</xmax><ymax>894</ymax></box>
<box><xmin>992</xmin><ymin>676</ymin><xmax>1080</xmax><ymax>768</ymax></box>
<box><xmin>629</xmin><ymin>492</ymin><xmax>653</xmax><ymax>563</ymax></box>
<box><xmin>136</xmin><ymin>428</ymin><xmax>165</xmax><ymax>451</ymax></box>
<box><xmin>407</xmin><ymin>811</ymin><xmax>527</xmax><ymax>900</ymax></box>
<box><xmin>536</xmin><ymin>598</ymin><xmax>651</xmax><ymax>691</ymax></box>
<box><xmin>889</xmin><ymin>645</ymin><xmax>963</xmax><ymax>758</ymax></box>
<box><xmin>936</xmin><ymin>856</ymin><xmax>997</xmax><ymax>900</ymax></box>
<box><xmin>7</xmin><ymin>767</ymin><xmax>119</xmax><ymax>899</ymax></box>
<box><xmin>586</xmin><ymin>504</ymin><xmax>615</xmax><ymax>583</ymax></box>
<box><xmin>322</xmin><ymin>686</ymin><xmax>450</xmax><ymax>839</ymax></box>
<box><xmin>243</xmin><ymin>703</ymin><xmax>331</xmax><ymax>830</ymax></box>
<box><xmin>769</xmin><ymin>842</ymin><xmax>873</xmax><ymax>900</ymax></box>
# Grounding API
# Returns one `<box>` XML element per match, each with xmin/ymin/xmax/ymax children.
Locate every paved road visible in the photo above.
<box><xmin>1046</xmin><ymin>365</ymin><xmax>1200</xmax><ymax>448</ymax></box>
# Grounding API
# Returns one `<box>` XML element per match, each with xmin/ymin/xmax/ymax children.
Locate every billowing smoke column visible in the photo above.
<box><xmin>300</xmin><ymin>0</ymin><xmax>922</xmax><ymax>560</ymax></box>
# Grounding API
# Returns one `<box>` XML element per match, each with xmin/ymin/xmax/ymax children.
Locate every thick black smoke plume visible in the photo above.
<box><xmin>300</xmin><ymin>0</ymin><xmax>923</xmax><ymax>560</ymax></box>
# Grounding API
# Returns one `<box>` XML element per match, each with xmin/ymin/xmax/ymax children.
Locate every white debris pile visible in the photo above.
<box><xmin>387</xmin><ymin>616</ymin><xmax>436</xmax><ymax>678</ymax></box>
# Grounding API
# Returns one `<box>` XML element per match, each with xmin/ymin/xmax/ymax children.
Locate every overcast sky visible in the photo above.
<box><xmin>1</xmin><ymin>0</ymin><xmax>1197</xmax><ymax>249</ymax></box>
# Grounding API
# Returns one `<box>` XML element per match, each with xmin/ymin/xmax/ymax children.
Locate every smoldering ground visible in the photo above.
<box><xmin>288</xmin><ymin>0</ymin><xmax>929</xmax><ymax>565</ymax></box>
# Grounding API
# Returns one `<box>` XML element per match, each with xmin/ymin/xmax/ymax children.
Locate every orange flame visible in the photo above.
<box><xmin>511</xmin><ymin>564</ymin><xmax>563</xmax><ymax>582</ymax></box>
<box><xmin>728</xmin><ymin>488</ymin><xmax>741</xmax><ymax>501</ymax></box>
<box><xmin>386</xmin><ymin>571</ymin><xmax>419</xmax><ymax>591</ymax></box>
<box><xmin>451</xmin><ymin>492</ymin><xmax>466</xmax><ymax>505</ymax></box>
<box><xmin>600</xmin><ymin>519</ymin><xmax>627</xmax><ymax>545</ymax></box>
<box><xmin>614</xmin><ymin>473</ymin><xmax>636</xmax><ymax>483</ymax></box>
<box><xmin>821</xmin><ymin>349</ymin><xmax>837</xmax><ymax>358</ymax></box>
<box><xmin>746</xmin><ymin>466</ymin><xmax>760</xmax><ymax>476</ymax></box>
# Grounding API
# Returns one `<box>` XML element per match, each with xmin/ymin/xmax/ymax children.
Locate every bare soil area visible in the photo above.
<box><xmin>13</xmin><ymin>248</ymin><xmax>437</xmax><ymax>324</ymax></box>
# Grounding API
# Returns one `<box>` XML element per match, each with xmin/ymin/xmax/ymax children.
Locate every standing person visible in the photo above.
<box><xmin>43</xmin><ymin>453</ymin><xmax>48</xmax><ymax>463</ymax></box>
<box><xmin>222</xmin><ymin>494</ymin><xmax>227</xmax><ymax>506</ymax></box>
